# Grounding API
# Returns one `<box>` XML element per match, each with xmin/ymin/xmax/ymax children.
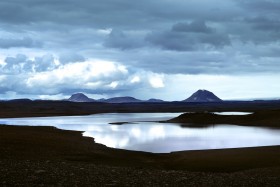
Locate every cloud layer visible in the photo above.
<box><xmin>0</xmin><ymin>0</ymin><xmax>280</xmax><ymax>99</ymax></box>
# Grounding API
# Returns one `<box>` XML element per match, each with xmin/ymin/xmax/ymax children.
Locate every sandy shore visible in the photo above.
<box><xmin>1</xmin><ymin>124</ymin><xmax>280</xmax><ymax>186</ymax></box>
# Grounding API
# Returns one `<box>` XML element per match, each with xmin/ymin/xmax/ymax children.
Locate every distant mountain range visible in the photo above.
<box><xmin>67</xmin><ymin>89</ymin><xmax>222</xmax><ymax>103</ymax></box>
<box><xmin>146</xmin><ymin>98</ymin><xmax>165</xmax><ymax>102</ymax></box>
<box><xmin>67</xmin><ymin>93</ymin><xmax>165</xmax><ymax>103</ymax></box>
<box><xmin>183</xmin><ymin>89</ymin><xmax>222</xmax><ymax>102</ymax></box>
<box><xmin>1</xmin><ymin>90</ymin><xmax>280</xmax><ymax>103</ymax></box>
<box><xmin>101</xmin><ymin>96</ymin><xmax>142</xmax><ymax>103</ymax></box>
<box><xmin>68</xmin><ymin>93</ymin><xmax>95</xmax><ymax>102</ymax></box>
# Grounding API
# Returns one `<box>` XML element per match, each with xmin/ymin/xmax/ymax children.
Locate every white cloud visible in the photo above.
<box><xmin>0</xmin><ymin>57</ymin><xmax>165</xmax><ymax>97</ymax></box>
<box><xmin>38</xmin><ymin>94</ymin><xmax>66</xmax><ymax>100</ymax></box>
<box><xmin>108</xmin><ymin>81</ymin><xmax>119</xmax><ymax>89</ymax></box>
<box><xmin>131</xmin><ymin>76</ymin><xmax>141</xmax><ymax>83</ymax></box>
<box><xmin>26</xmin><ymin>59</ymin><xmax>129</xmax><ymax>89</ymax></box>
<box><xmin>149</xmin><ymin>74</ymin><xmax>165</xmax><ymax>88</ymax></box>
<box><xmin>97</xmin><ymin>28</ymin><xmax>112</xmax><ymax>35</ymax></box>
<box><xmin>0</xmin><ymin>75</ymin><xmax>5</xmax><ymax>82</ymax></box>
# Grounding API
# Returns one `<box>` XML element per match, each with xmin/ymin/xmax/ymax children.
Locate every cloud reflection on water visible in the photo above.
<box><xmin>1</xmin><ymin>113</ymin><xmax>280</xmax><ymax>153</ymax></box>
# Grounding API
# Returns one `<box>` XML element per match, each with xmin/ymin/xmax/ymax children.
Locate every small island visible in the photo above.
<box><xmin>165</xmin><ymin>110</ymin><xmax>280</xmax><ymax>128</ymax></box>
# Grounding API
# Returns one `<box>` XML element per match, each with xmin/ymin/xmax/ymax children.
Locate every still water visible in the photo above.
<box><xmin>1</xmin><ymin>113</ymin><xmax>280</xmax><ymax>153</ymax></box>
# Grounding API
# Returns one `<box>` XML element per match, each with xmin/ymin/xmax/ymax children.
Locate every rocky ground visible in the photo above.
<box><xmin>1</xmin><ymin>159</ymin><xmax>280</xmax><ymax>186</ymax></box>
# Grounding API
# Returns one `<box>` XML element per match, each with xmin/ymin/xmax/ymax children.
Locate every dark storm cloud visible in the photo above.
<box><xmin>104</xmin><ymin>29</ymin><xmax>146</xmax><ymax>50</ymax></box>
<box><xmin>59</xmin><ymin>53</ymin><xmax>85</xmax><ymax>64</ymax></box>
<box><xmin>246</xmin><ymin>16</ymin><xmax>278</xmax><ymax>30</ymax></box>
<box><xmin>3</xmin><ymin>54</ymin><xmax>57</xmax><ymax>73</ymax></box>
<box><xmin>0</xmin><ymin>37</ymin><xmax>42</xmax><ymax>48</ymax></box>
<box><xmin>1</xmin><ymin>0</ymin><xmax>280</xmax><ymax>99</ymax></box>
<box><xmin>3</xmin><ymin>54</ymin><xmax>28</xmax><ymax>73</ymax></box>
<box><xmin>0</xmin><ymin>2</ymin><xmax>31</xmax><ymax>24</ymax></box>
<box><xmin>236</xmin><ymin>0</ymin><xmax>280</xmax><ymax>41</ymax></box>
<box><xmin>238</xmin><ymin>0</ymin><xmax>280</xmax><ymax>13</ymax></box>
<box><xmin>146</xmin><ymin>31</ymin><xmax>195</xmax><ymax>51</ymax></box>
<box><xmin>0</xmin><ymin>0</ymin><xmax>257</xmax><ymax>31</ymax></box>
<box><xmin>0</xmin><ymin>0</ymin><xmax>278</xmax><ymax>67</ymax></box>
<box><xmin>146</xmin><ymin>22</ymin><xmax>230</xmax><ymax>51</ymax></box>
<box><xmin>0</xmin><ymin>0</ymin><xmax>156</xmax><ymax>28</ymax></box>
<box><xmin>172</xmin><ymin>20</ymin><xmax>213</xmax><ymax>33</ymax></box>
<box><xmin>33</xmin><ymin>54</ymin><xmax>56</xmax><ymax>72</ymax></box>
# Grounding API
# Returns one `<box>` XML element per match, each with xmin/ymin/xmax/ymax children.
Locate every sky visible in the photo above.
<box><xmin>0</xmin><ymin>0</ymin><xmax>280</xmax><ymax>101</ymax></box>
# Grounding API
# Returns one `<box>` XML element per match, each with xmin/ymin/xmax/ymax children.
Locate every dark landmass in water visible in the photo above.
<box><xmin>109</xmin><ymin>122</ymin><xmax>137</xmax><ymax>125</ymax></box>
<box><xmin>165</xmin><ymin>110</ymin><xmax>280</xmax><ymax>127</ymax></box>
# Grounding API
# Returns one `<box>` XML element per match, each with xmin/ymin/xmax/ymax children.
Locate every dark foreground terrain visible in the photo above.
<box><xmin>1</xmin><ymin>100</ymin><xmax>280</xmax><ymax>186</ymax></box>
<box><xmin>1</xmin><ymin>125</ymin><xmax>280</xmax><ymax>186</ymax></box>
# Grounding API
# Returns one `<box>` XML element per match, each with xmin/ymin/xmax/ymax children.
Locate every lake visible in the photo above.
<box><xmin>1</xmin><ymin>113</ymin><xmax>280</xmax><ymax>153</ymax></box>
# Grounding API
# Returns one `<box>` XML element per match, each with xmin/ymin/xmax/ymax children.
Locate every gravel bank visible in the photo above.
<box><xmin>1</xmin><ymin>159</ymin><xmax>280</xmax><ymax>186</ymax></box>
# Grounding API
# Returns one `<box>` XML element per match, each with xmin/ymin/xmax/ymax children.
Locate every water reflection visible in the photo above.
<box><xmin>85</xmin><ymin>122</ymin><xmax>280</xmax><ymax>153</ymax></box>
<box><xmin>1</xmin><ymin>113</ymin><xmax>280</xmax><ymax>153</ymax></box>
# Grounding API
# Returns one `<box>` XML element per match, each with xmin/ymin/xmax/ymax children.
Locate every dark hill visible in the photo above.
<box><xmin>103</xmin><ymin>96</ymin><xmax>142</xmax><ymax>103</ymax></box>
<box><xmin>68</xmin><ymin>93</ymin><xmax>95</xmax><ymax>102</ymax></box>
<box><xmin>165</xmin><ymin>110</ymin><xmax>280</xmax><ymax>127</ymax></box>
<box><xmin>183</xmin><ymin>90</ymin><xmax>222</xmax><ymax>102</ymax></box>
<box><xmin>146</xmin><ymin>98</ymin><xmax>165</xmax><ymax>102</ymax></box>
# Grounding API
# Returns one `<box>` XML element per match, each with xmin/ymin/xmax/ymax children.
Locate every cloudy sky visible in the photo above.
<box><xmin>0</xmin><ymin>0</ymin><xmax>280</xmax><ymax>101</ymax></box>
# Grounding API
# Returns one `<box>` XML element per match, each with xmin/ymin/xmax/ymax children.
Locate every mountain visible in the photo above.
<box><xmin>183</xmin><ymin>89</ymin><xmax>222</xmax><ymax>102</ymax></box>
<box><xmin>6</xmin><ymin>99</ymin><xmax>33</xmax><ymax>103</ymax></box>
<box><xmin>68</xmin><ymin>93</ymin><xmax>95</xmax><ymax>102</ymax></box>
<box><xmin>68</xmin><ymin>93</ymin><xmax>165</xmax><ymax>103</ymax></box>
<box><xmin>102</xmin><ymin>96</ymin><xmax>142</xmax><ymax>103</ymax></box>
<box><xmin>146</xmin><ymin>98</ymin><xmax>165</xmax><ymax>102</ymax></box>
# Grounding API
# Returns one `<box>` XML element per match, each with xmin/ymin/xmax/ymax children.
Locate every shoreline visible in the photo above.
<box><xmin>1</xmin><ymin>124</ymin><xmax>280</xmax><ymax>186</ymax></box>
<box><xmin>2</xmin><ymin>110</ymin><xmax>280</xmax><ymax>129</ymax></box>
<box><xmin>1</xmin><ymin>101</ymin><xmax>280</xmax><ymax>185</ymax></box>
<box><xmin>1</xmin><ymin>99</ymin><xmax>280</xmax><ymax>129</ymax></box>
<box><xmin>1</xmin><ymin>124</ymin><xmax>280</xmax><ymax>172</ymax></box>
